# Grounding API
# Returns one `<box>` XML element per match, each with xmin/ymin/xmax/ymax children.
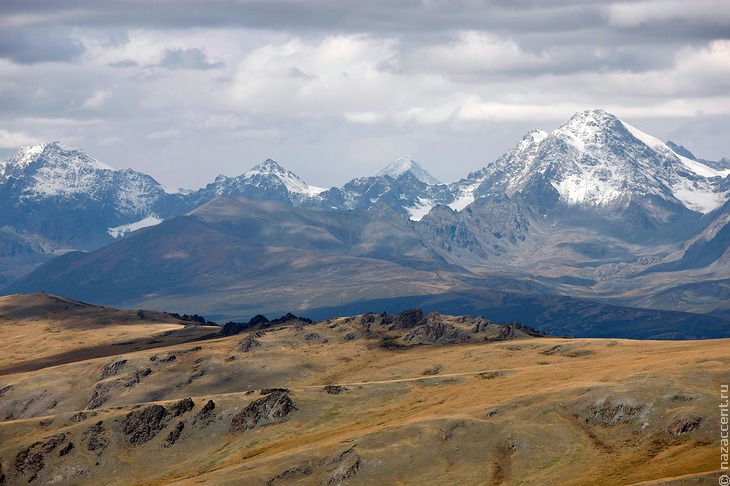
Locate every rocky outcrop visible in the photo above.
<box><xmin>238</xmin><ymin>332</ymin><xmax>263</xmax><ymax>352</ymax></box>
<box><xmin>122</xmin><ymin>405</ymin><xmax>170</xmax><ymax>445</ymax></box>
<box><xmin>99</xmin><ymin>359</ymin><xmax>127</xmax><ymax>379</ymax></box>
<box><xmin>494</xmin><ymin>322</ymin><xmax>546</xmax><ymax>340</ymax></box>
<box><xmin>404</xmin><ymin>313</ymin><xmax>472</xmax><ymax>344</ymax></box>
<box><xmin>666</xmin><ymin>416</ymin><xmax>703</xmax><ymax>435</ymax></box>
<box><xmin>323</xmin><ymin>447</ymin><xmax>362</xmax><ymax>485</ymax></box>
<box><xmin>231</xmin><ymin>391</ymin><xmax>296</xmax><ymax>432</ymax></box>
<box><xmin>584</xmin><ymin>400</ymin><xmax>646</xmax><ymax>427</ymax></box>
<box><xmin>84</xmin><ymin>421</ymin><xmax>108</xmax><ymax>454</ymax></box>
<box><xmin>13</xmin><ymin>434</ymin><xmax>69</xmax><ymax>482</ymax></box>
<box><xmin>163</xmin><ymin>421</ymin><xmax>185</xmax><ymax>447</ymax></box>
<box><xmin>170</xmin><ymin>397</ymin><xmax>195</xmax><ymax>417</ymax></box>
<box><xmin>388</xmin><ymin>309</ymin><xmax>426</xmax><ymax>330</ymax></box>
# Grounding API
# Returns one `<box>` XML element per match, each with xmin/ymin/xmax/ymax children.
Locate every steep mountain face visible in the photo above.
<box><xmin>0</xmin><ymin>142</ymin><xmax>174</xmax><ymax>249</ymax></box>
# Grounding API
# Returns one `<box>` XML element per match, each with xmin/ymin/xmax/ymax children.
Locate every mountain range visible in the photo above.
<box><xmin>2</xmin><ymin>109</ymin><xmax>729</xmax><ymax>338</ymax></box>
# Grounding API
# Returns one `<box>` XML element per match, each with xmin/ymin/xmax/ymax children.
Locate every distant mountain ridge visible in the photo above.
<box><xmin>3</xmin><ymin>110</ymin><xmax>730</xmax><ymax>330</ymax></box>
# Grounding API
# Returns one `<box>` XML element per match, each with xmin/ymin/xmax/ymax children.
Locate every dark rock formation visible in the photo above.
<box><xmin>388</xmin><ymin>308</ymin><xmax>425</xmax><ymax>330</ymax></box>
<box><xmin>163</xmin><ymin>421</ymin><xmax>185</xmax><ymax>447</ymax></box>
<box><xmin>323</xmin><ymin>447</ymin><xmax>362</xmax><ymax>485</ymax></box>
<box><xmin>13</xmin><ymin>444</ymin><xmax>44</xmax><ymax>482</ymax></box>
<box><xmin>238</xmin><ymin>332</ymin><xmax>262</xmax><ymax>352</ymax></box>
<box><xmin>85</xmin><ymin>421</ymin><xmax>108</xmax><ymax>454</ymax></box>
<box><xmin>261</xmin><ymin>388</ymin><xmax>290</xmax><ymax>395</ymax></box>
<box><xmin>197</xmin><ymin>399</ymin><xmax>216</xmax><ymax>418</ymax></box>
<box><xmin>404</xmin><ymin>313</ymin><xmax>472</xmax><ymax>344</ymax></box>
<box><xmin>58</xmin><ymin>442</ymin><xmax>74</xmax><ymax>457</ymax></box>
<box><xmin>231</xmin><ymin>391</ymin><xmax>296</xmax><ymax>432</ymax></box>
<box><xmin>666</xmin><ymin>417</ymin><xmax>703</xmax><ymax>435</ymax></box>
<box><xmin>585</xmin><ymin>400</ymin><xmax>645</xmax><ymax>426</ymax></box>
<box><xmin>122</xmin><ymin>405</ymin><xmax>170</xmax><ymax>445</ymax></box>
<box><xmin>69</xmin><ymin>411</ymin><xmax>94</xmax><ymax>423</ymax></box>
<box><xmin>87</xmin><ymin>382</ymin><xmax>113</xmax><ymax>410</ymax></box>
<box><xmin>170</xmin><ymin>397</ymin><xmax>194</xmax><ymax>417</ymax></box>
<box><xmin>495</xmin><ymin>322</ymin><xmax>546</xmax><ymax>340</ymax></box>
<box><xmin>123</xmin><ymin>368</ymin><xmax>152</xmax><ymax>387</ymax></box>
<box><xmin>267</xmin><ymin>465</ymin><xmax>313</xmax><ymax>485</ymax></box>
<box><xmin>323</xmin><ymin>385</ymin><xmax>347</xmax><ymax>395</ymax></box>
<box><xmin>99</xmin><ymin>359</ymin><xmax>127</xmax><ymax>379</ymax></box>
<box><xmin>41</xmin><ymin>434</ymin><xmax>66</xmax><ymax>454</ymax></box>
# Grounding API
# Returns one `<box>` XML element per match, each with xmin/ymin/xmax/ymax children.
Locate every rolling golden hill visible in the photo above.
<box><xmin>0</xmin><ymin>294</ymin><xmax>727</xmax><ymax>485</ymax></box>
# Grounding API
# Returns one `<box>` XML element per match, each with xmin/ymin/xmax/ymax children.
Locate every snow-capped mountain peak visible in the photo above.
<box><xmin>547</xmin><ymin>109</ymin><xmax>729</xmax><ymax>213</ymax></box>
<box><xmin>244</xmin><ymin>159</ymin><xmax>325</xmax><ymax>195</ymax></box>
<box><xmin>0</xmin><ymin>142</ymin><xmax>113</xmax><ymax>184</ymax></box>
<box><xmin>377</xmin><ymin>156</ymin><xmax>441</xmax><ymax>185</ymax></box>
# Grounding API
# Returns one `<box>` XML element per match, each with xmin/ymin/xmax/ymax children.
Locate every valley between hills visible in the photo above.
<box><xmin>0</xmin><ymin>293</ymin><xmax>728</xmax><ymax>485</ymax></box>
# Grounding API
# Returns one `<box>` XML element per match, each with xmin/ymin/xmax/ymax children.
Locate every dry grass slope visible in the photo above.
<box><xmin>0</xmin><ymin>294</ymin><xmax>727</xmax><ymax>485</ymax></box>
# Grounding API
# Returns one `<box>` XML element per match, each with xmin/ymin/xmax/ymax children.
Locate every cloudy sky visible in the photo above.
<box><xmin>1</xmin><ymin>0</ymin><xmax>729</xmax><ymax>189</ymax></box>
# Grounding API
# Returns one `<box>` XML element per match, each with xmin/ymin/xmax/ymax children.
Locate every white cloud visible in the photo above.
<box><xmin>146</xmin><ymin>128</ymin><xmax>181</xmax><ymax>140</ymax></box>
<box><xmin>344</xmin><ymin>112</ymin><xmax>385</xmax><ymax>124</ymax></box>
<box><xmin>81</xmin><ymin>89</ymin><xmax>111</xmax><ymax>109</ymax></box>
<box><xmin>607</xmin><ymin>0</ymin><xmax>730</xmax><ymax>28</ymax></box>
<box><xmin>0</xmin><ymin>129</ymin><xmax>39</xmax><ymax>148</ymax></box>
<box><xmin>408</xmin><ymin>31</ymin><xmax>548</xmax><ymax>75</ymax></box>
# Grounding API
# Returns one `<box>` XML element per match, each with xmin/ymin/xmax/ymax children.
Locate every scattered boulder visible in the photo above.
<box><xmin>323</xmin><ymin>385</ymin><xmax>347</xmax><ymax>395</ymax></box>
<box><xmin>122</xmin><ymin>405</ymin><xmax>170</xmax><ymax>446</ymax></box>
<box><xmin>231</xmin><ymin>391</ymin><xmax>296</xmax><ymax>432</ymax></box>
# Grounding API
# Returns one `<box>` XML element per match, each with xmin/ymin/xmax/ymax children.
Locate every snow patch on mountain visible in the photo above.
<box><xmin>377</xmin><ymin>156</ymin><xmax>440</xmax><ymax>184</ymax></box>
<box><xmin>407</xmin><ymin>197</ymin><xmax>435</xmax><ymax>221</ymax></box>
<box><xmin>108</xmin><ymin>216</ymin><xmax>163</xmax><ymax>238</ymax></box>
